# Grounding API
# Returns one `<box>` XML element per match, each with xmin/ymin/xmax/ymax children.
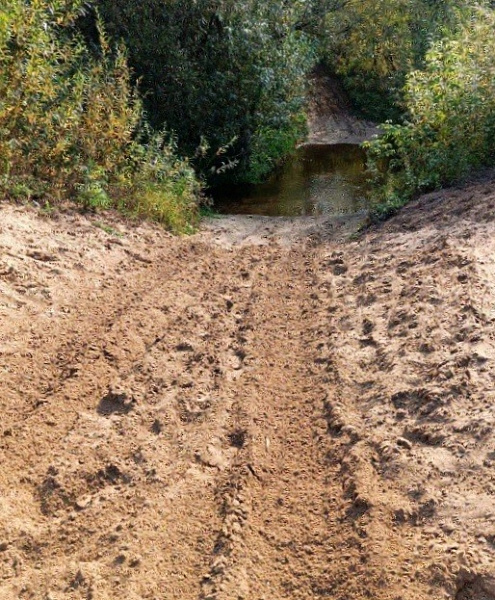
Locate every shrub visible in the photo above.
<box><xmin>365</xmin><ymin>5</ymin><xmax>495</xmax><ymax>217</ymax></box>
<box><xmin>0</xmin><ymin>0</ymin><xmax>201</xmax><ymax>231</ymax></box>
<box><xmin>320</xmin><ymin>0</ymin><xmax>472</xmax><ymax>121</ymax></box>
<box><xmin>242</xmin><ymin>113</ymin><xmax>307</xmax><ymax>184</ymax></box>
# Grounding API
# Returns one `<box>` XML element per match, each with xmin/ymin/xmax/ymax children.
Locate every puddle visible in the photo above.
<box><xmin>213</xmin><ymin>143</ymin><xmax>370</xmax><ymax>217</ymax></box>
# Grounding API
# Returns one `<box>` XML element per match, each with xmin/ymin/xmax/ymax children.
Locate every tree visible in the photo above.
<box><xmin>365</xmin><ymin>4</ymin><xmax>495</xmax><ymax>216</ymax></box>
<box><xmin>98</xmin><ymin>0</ymin><xmax>316</xmax><ymax>183</ymax></box>
<box><xmin>320</xmin><ymin>0</ymin><xmax>472</xmax><ymax>120</ymax></box>
<box><xmin>0</xmin><ymin>0</ymin><xmax>200</xmax><ymax>230</ymax></box>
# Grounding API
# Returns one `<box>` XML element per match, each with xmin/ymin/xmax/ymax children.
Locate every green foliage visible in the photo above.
<box><xmin>0</xmin><ymin>0</ymin><xmax>201</xmax><ymax>232</ymax></box>
<box><xmin>4</xmin><ymin>0</ymin><xmax>490</xmax><ymax>224</ymax></box>
<box><xmin>241</xmin><ymin>113</ymin><xmax>307</xmax><ymax>184</ymax></box>
<box><xmin>98</xmin><ymin>0</ymin><xmax>317</xmax><ymax>183</ymax></box>
<box><xmin>320</xmin><ymin>0</ymin><xmax>472</xmax><ymax>120</ymax></box>
<box><xmin>125</xmin><ymin>132</ymin><xmax>202</xmax><ymax>232</ymax></box>
<box><xmin>365</xmin><ymin>5</ymin><xmax>495</xmax><ymax>217</ymax></box>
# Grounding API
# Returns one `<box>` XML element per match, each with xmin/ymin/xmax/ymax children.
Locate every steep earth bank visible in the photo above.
<box><xmin>304</xmin><ymin>69</ymin><xmax>380</xmax><ymax>146</ymax></box>
<box><xmin>1</xmin><ymin>175</ymin><xmax>495</xmax><ymax>599</ymax></box>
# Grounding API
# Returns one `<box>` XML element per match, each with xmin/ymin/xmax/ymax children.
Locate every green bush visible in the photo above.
<box><xmin>242</xmin><ymin>113</ymin><xmax>307</xmax><ymax>184</ymax></box>
<box><xmin>365</xmin><ymin>5</ymin><xmax>495</xmax><ymax>217</ymax></box>
<box><xmin>320</xmin><ymin>0</ymin><xmax>472</xmax><ymax>121</ymax></box>
<box><xmin>98</xmin><ymin>0</ymin><xmax>317</xmax><ymax>184</ymax></box>
<box><xmin>0</xmin><ymin>0</ymin><xmax>201</xmax><ymax>231</ymax></box>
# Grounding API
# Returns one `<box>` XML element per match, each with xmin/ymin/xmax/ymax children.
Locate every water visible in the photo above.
<box><xmin>213</xmin><ymin>143</ymin><xmax>370</xmax><ymax>217</ymax></box>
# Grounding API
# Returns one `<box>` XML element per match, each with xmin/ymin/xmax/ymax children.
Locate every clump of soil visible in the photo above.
<box><xmin>1</xmin><ymin>175</ymin><xmax>495</xmax><ymax>599</ymax></box>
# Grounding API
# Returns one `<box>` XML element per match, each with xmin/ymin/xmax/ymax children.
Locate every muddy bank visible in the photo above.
<box><xmin>1</xmin><ymin>176</ymin><xmax>495</xmax><ymax>599</ymax></box>
<box><xmin>304</xmin><ymin>69</ymin><xmax>380</xmax><ymax>146</ymax></box>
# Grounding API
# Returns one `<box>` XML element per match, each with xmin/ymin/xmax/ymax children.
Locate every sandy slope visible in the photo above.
<box><xmin>1</xmin><ymin>177</ymin><xmax>495</xmax><ymax>600</ymax></box>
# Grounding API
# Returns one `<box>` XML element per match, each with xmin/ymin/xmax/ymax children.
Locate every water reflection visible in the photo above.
<box><xmin>213</xmin><ymin>143</ymin><xmax>370</xmax><ymax>217</ymax></box>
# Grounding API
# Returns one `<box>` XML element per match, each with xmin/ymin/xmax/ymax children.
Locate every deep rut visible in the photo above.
<box><xmin>200</xmin><ymin>244</ymin><xmax>350</xmax><ymax>599</ymax></box>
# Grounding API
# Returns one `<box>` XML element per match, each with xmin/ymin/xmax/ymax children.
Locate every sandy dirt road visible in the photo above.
<box><xmin>1</xmin><ymin>177</ymin><xmax>495</xmax><ymax>600</ymax></box>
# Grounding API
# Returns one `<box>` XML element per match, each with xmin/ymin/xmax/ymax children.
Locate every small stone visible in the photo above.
<box><xmin>75</xmin><ymin>495</ymin><xmax>92</xmax><ymax>511</ymax></box>
<box><xmin>397</xmin><ymin>437</ymin><xmax>413</xmax><ymax>450</ymax></box>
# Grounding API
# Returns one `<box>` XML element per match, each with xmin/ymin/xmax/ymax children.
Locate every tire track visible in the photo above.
<box><xmin>198</xmin><ymin>242</ymin><xmax>355</xmax><ymax>599</ymax></box>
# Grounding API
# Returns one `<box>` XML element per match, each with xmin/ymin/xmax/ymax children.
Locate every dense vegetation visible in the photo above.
<box><xmin>97</xmin><ymin>0</ymin><xmax>316</xmax><ymax>184</ymax></box>
<box><xmin>0</xmin><ymin>0</ymin><xmax>200</xmax><ymax>232</ymax></box>
<box><xmin>320</xmin><ymin>0</ymin><xmax>471</xmax><ymax>120</ymax></box>
<box><xmin>366</xmin><ymin>4</ymin><xmax>495</xmax><ymax>216</ymax></box>
<box><xmin>1</xmin><ymin>0</ymin><xmax>494</xmax><ymax>227</ymax></box>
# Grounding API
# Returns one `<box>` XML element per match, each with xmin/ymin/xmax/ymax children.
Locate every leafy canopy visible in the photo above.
<box><xmin>319</xmin><ymin>0</ymin><xmax>474</xmax><ymax>120</ymax></box>
<box><xmin>365</xmin><ymin>4</ymin><xmax>495</xmax><ymax>217</ymax></box>
<box><xmin>98</xmin><ymin>0</ymin><xmax>317</xmax><ymax>183</ymax></box>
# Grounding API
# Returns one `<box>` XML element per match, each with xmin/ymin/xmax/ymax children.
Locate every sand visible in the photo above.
<box><xmin>1</xmin><ymin>176</ymin><xmax>495</xmax><ymax>599</ymax></box>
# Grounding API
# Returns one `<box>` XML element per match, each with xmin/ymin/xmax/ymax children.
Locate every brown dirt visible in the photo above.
<box><xmin>1</xmin><ymin>176</ymin><xmax>495</xmax><ymax>600</ymax></box>
<box><xmin>304</xmin><ymin>68</ymin><xmax>380</xmax><ymax>146</ymax></box>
